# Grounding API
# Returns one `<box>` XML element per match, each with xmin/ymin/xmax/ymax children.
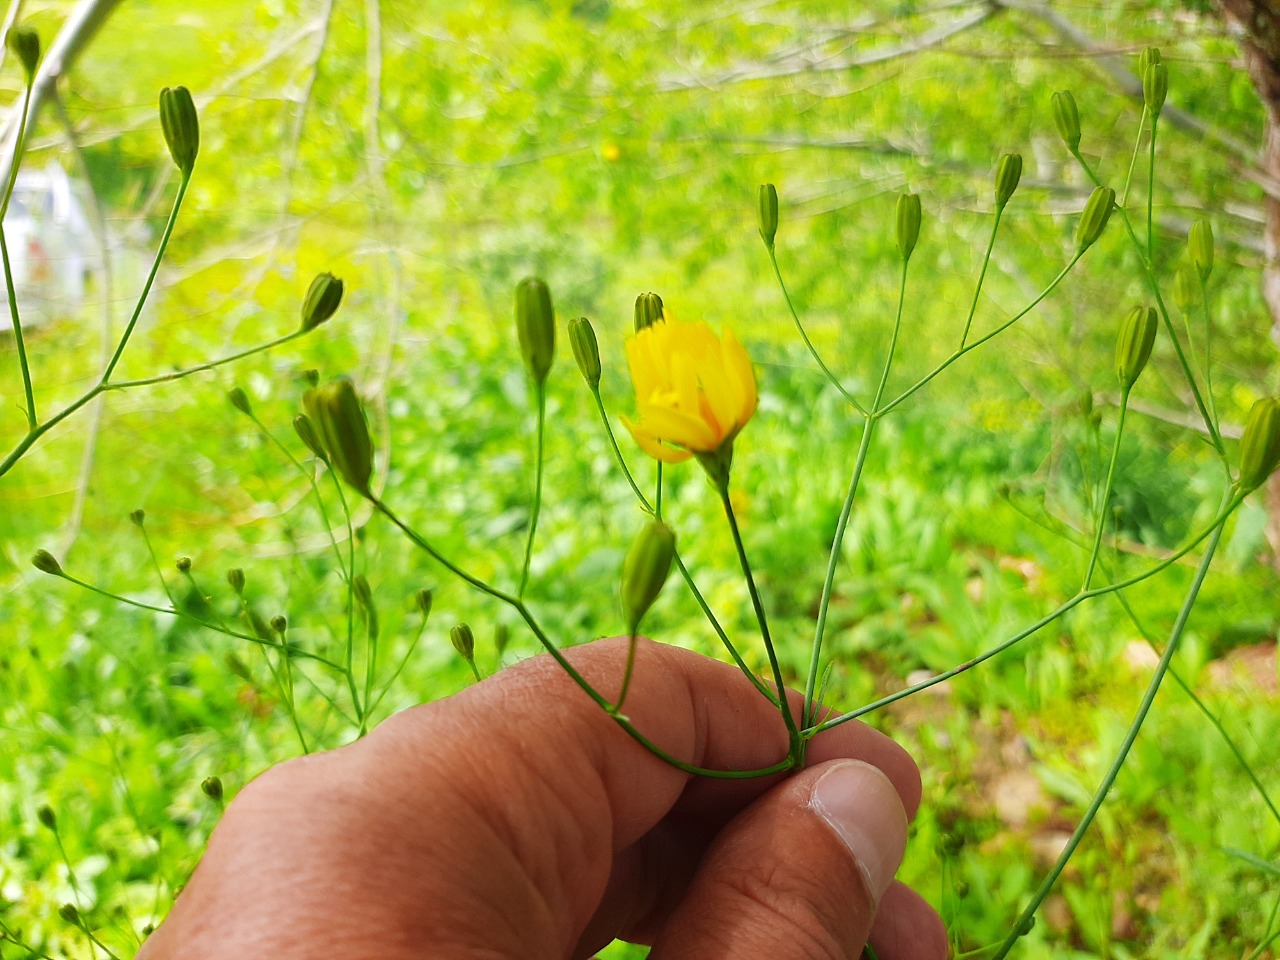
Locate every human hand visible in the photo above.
<box><xmin>139</xmin><ymin>636</ymin><xmax>946</xmax><ymax>959</ymax></box>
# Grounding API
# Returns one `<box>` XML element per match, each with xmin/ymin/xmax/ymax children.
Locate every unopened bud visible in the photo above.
<box><xmin>58</xmin><ymin>903</ymin><xmax>80</xmax><ymax>925</ymax></box>
<box><xmin>1173</xmin><ymin>266</ymin><xmax>1198</xmax><ymax>313</ymax></box>
<box><xmin>301</xmin><ymin>273</ymin><xmax>343</xmax><ymax>332</ymax></box>
<box><xmin>1138</xmin><ymin>47</ymin><xmax>1162</xmax><ymax>76</ymax></box>
<box><xmin>1143</xmin><ymin>62</ymin><xmax>1168</xmax><ymax>118</ymax></box>
<box><xmin>1116</xmin><ymin>306</ymin><xmax>1158</xmax><ymax>390</ymax></box>
<box><xmin>353</xmin><ymin>574</ymin><xmax>378</xmax><ymax>640</ymax></box>
<box><xmin>200</xmin><ymin>776</ymin><xmax>223</xmax><ymax>802</ymax></box>
<box><xmin>994</xmin><ymin>153</ymin><xmax>1022</xmax><ymax>210</ymax></box>
<box><xmin>36</xmin><ymin>804</ymin><xmax>56</xmax><ymax>830</ymax></box>
<box><xmin>515</xmin><ymin>277</ymin><xmax>555</xmax><ymax>384</ymax></box>
<box><xmin>1075</xmin><ymin>186</ymin><xmax>1115</xmax><ymax>252</ymax></box>
<box><xmin>129</xmin><ymin>508</ymin><xmax>146</xmax><ymax>527</ymax></box>
<box><xmin>620</xmin><ymin>520</ymin><xmax>676</xmax><ymax>632</ymax></box>
<box><xmin>450</xmin><ymin>623</ymin><xmax>475</xmax><ymax>661</ymax></box>
<box><xmin>895</xmin><ymin>192</ymin><xmax>922</xmax><ymax>263</ymax></box>
<box><xmin>758</xmin><ymin>183</ymin><xmax>778</xmax><ymax>247</ymax></box>
<box><xmin>414</xmin><ymin>587</ymin><xmax>434</xmax><ymax>619</ymax></box>
<box><xmin>1238</xmin><ymin>397</ymin><xmax>1280</xmax><ymax>493</ymax></box>
<box><xmin>303</xmin><ymin>379</ymin><xmax>374</xmax><ymax>496</ymax></box>
<box><xmin>1189</xmin><ymin>219</ymin><xmax>1213</xmax><ymax>281</ymax></box>
<box><xmin>227</xmin><ymin>386</ymin><xmax>252</xmax><ymax>416</ymax></box>
<box><xmin>1052</xmin><ymin>90</ymin><xmax>1081</xmax><ymax>153</ymax></box>
<box><xmin>224</xmin><ymin>652</ymin><xmax>251</xmax><ymax>679</ymax></box>
<box><xmin>158</xmin><ymin>85</ymin><xmax>199</xmax><ymax>175</ymax></box>
<box><xmin>293</xmin><ymin>413</ymin><xmax>326</xmax><ymax>460</ymax></box>
<box><xmin>6</xmin><ymin>27</ymin><xmax>40</xmax><ymax>81</ymax></box>
<box><xmin>226</xmin><ymin>567</ymin><xmax>245</xmax><ymax>595</ymax></box>
<box><xmin>303</xmin><ymin>368</ymin><xmax>320</xmax><ymax>388</ymax></box>
<box><xmin>176</xmin><ymin>556</ymin><xmax>192</xmax><ymax>574</ymax></box>
<box><xmin>633</xmin><ymin>292</ymin><xmax>664</xmax><ymax>332</ymax></box>
<box><xmin>31</xmin><ymin>549</ymin><xmax>61</xmax><ymax>576</ymax></box>
<box><xmin>495</xmin><ymin>623</ymin><xmax>511</xmax><ymax>656</ymax></box>
<box><xmin>269</xmin><ymin>615</ymin><xmax>287</xmax><ymax>635</ymax></box>
<box><xmin>568</xmin><ymin>317</ymin><xmax>601</xmax><ymax>388</ymax></box>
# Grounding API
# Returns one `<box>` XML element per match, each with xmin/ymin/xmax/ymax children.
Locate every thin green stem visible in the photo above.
<box><xmin>958</xmin><ymin>208</ymin><xmax>1002</xmax><ymax>349</ymax></box>
<box><xmin>803</xmin><ymin>415</ymin><xmax>874</xmax><ymax>728</ymax></box>
<box><xmin>872</xmin><ymin>261</ymin><xmax>909</xmax><ymax>410</ymax></box>
<box><xmin>375</xmin><ymin>496</ymin><xmax>795</xmax><ymax>779</ymax></box>
<box><xmin>767</xmin><ymin>245</ymin><xmax>867</xmax><ymax>414</ymax></box>
<box><xmin>1</xmin><ymin>81</ymin><xmax>35</xmax><ymax>427</ymax></box>
<box><xmin>614</xmin><ymin>634</ymin><xmax>639</xmax><ymax>713</ymax></box>
<box><xmin>811</xmin><ymin>495</ymin><xmax>1242</xmax><ymax>734</ymax></box>
<box><xmin>519</xmin><ymin>384</ymin><xmax>546</xmax><ymax>598</ymax></box>
<box><xmin>991</xmin><ymin>521</ymin><xmax>1226</xmax><ymax>960</ymax></box>
<box><xmin>880</xmin><ymin>254</ymin><xmax>1082</xmax><ymax>417</ymax></box>
<box><xmin>1119</xmin><ymin>105</ymin><xmax>1148</xmax><ymax>208</ymax></box>
<box><xmin>109</xmin><ymin>331</ymin><xmax>305</xmax><ymax>390</ymax></box>
<box><xmin>1082</xmin><ymin>389</ymin><xmax>1129</xmax><ymax>590</ymax></box>
<box><xmin>369</xmin><ymin>612</ymin><xmax>429</xmax><ymax>716</ymax></box>
<box><xmin>331</xmin><ymin>474</ymin><xmax>363</xmax><ymax>731</ymax></box>
<box><xmin>1147</xmin><ymin>115</ymin><xmax>1158</xmax><ymax>259</ymax></box>
<box><xmin>1198</xmin><ymin>274</ymin><xmax>1219</xmax><ymax>427</ymax></box>
<box><xmin>655</xmin><ymin>461</ymin><xmax>663</xmax><ymax>518</ymax></box>
<box><xmin>100</xmin><ymin>174</ymin><xmax>190</xmax><ymax>383</ymax></box>
<box><xmin>1072</xmin><ymin>151</ymin><xmax>1224</xmax><ymax>456</ymax></box>
<box><xmin>53</xmin><ymin>571</ymin><xmax>345</xmax><ymax>672</ymax></box>
<box><xmin>592</xmin><ymin>387</ymin><xmax>651</xmax><ymax>510</ymax></box>
<box><xmin>720</xmin><ymin>489</ymin><xmax>799</xmax><ymax>743</ymax></box>
<box><xmin>240</xmin><ymin>595</ymin><xmax>308</xmax><ymax>754</ymax></box>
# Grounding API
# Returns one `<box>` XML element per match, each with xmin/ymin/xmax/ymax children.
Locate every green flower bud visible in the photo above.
<box><xmin>200</xmin><ymin>776</ymin><xmax>223</xmax><ymax>802</ymax></box>
<box><xmin>292</xmin><ymin>413</ymin><xmax>326</xmax><ymax>461</ymax></box>
<box><xmin>1189</xmin><ymin>219</ymin><xmax>1213</xmax><ymax>281</ymax></box>
<box><xmin>129</xmin><ymin>508</ymin><xmax>146</xmax><ymax>527</ymax></box>
<box><xmin>495</xmin><ymin>623</ymin><xmax>511</xmax><ymax>656</ymax></box>
<box><xmin>1075</xmin><ymin>186</ymin><xmax>1115</xmax><ymax>252</ymax></box>
<box><xmin>36</xmin><ymin>804</ymin><xmax>56</xmax><ymax>830</ymax></box>
<box><xmin>31</xmin><ymin>549</ymin><xmax>61</xmax><ymax>576</ymax></box>
<box><xmin>994</xmin><ymin>153</ymin><xmax>1022</xmax><ymax>210</ymax></box>
<box><xmin>1238</xmin><ymin>397</ymin><xmax>1280</xmax><ymax>493</ymax></box>
<box><xmin>1143</xmin><ymin>62</ymin><xmax>1168</xmax><ymax>118</ymax></box>
<box><xmin>567</xmin><ymin>316</ymin><xmax>601</xmax><ymax>389</ymax></box>
<box><xmin>620</xmin><ymin>520</ymin><xmax>676</xmax><ymax>632</ymax></box>
<box><xmin>269</xmin><ymin>615</ymin><xmax>287</xmax><ymax>635</ymax></box>
<box><xmin>1116</xmin><ymin>305</ymin><xmax>1158</xmax><ymax>390</ymax></box>
<box><xmin>634</xmin><ymin>291</ymin><xmax>664</xmax><ymax>333</ymax></box>
<box><xmin>158</xmin><ymin>85</ymin><xmax>199</xmax><ymax>175</ymax></box>
<box><xmin>227</xmin><ymin>386</ymin><xmax>252</xmax><ymax>416</ymax></box>
<box><xmin>758</xmin><ymin>183</ymin><xmax>778</xmax><ymax>248</ymax></box>
<box><xmin>895</xmin><ymin>192</ymin><xmax>922</xmax><ymax>263</ymax></box>
<box><xmin>1173</xmin><ymin>266</ymin><xmax>1198</xmax><ymax>314</ymax></box>
<box><xmin>301</xmin><ymin>272</ymin><xmax>344</xmax><ymax>332</ymax></box>
<box><xmin>224</xmin><ymin>652</ymin><xmax>251</xmax><ymax>680</ymax></box>
<box><xmin>58</xmin><ymin>903</ymin><xmax>80</xmax><ymax>925</ymax></box>
<box><xmin>303</xmin><ymin>368</ymin><xmax>320</xmax><ymax>388</ymax></box>
<box><xmin>414</xmin><ymin>587</ymin><xmax>434</xmax><ymax>619</ymax></box>
<box><xmin>6</xmin><ymin>26</ymin><xmax>40</xmax><ymax>81</ymax></box>
<box><xmin>515</xmin><ymin>277</ymin><xmax>555</xmax><ymax>384</ymax></box>
<box><xmin>1138</xmin><ymin>47</ymin><xmax>1162</xmax><ymax>77</ymax></box>
<box><xmin>303</xmin><ymin>379</ymin><xmax>374</xmax><ymax>496</ymax></box>
<box><xmin>353</xmin><ymin>574</ymin><xmax>379</xmax><ymax>640</ymax></box>
<box><xmin>450</xmin><ymin>623</ymin><xmax>475</xmax><ymax>661</ymax></box>
<box><xmin>176</xmin><ymin>556</ymin><xmax>192</xmax><ymax>574</ymax></box>
<box><xmin>1052</xmin><ymin>90</ymin><xmax>1081</xmax><ymax>153</ymax></box>
<box><xmin>226</xmin><ymin>568</ymin><xmax>245</xmax><ymax>595</ymax></box>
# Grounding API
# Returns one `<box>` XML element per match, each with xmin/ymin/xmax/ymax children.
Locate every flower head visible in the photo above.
<box><xmin>622</xmin><ymin>317</ymin><xmax>757</xmax><ymax>481</ymax></box>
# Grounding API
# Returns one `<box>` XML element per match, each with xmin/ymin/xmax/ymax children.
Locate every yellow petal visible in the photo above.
<box><xmin>622</xmin><ymin>416</ymin><xmax>694</xmax><ymax>463</ymax></box>
<box><xmin>721</xmin><ymin>327</ymin><xmax>758</xmax><ymax>425</ymax></box>
<box><xmin>637</xmin><ymin>403</ymin><xmax>719</xmax><ymax>450</ymax></box>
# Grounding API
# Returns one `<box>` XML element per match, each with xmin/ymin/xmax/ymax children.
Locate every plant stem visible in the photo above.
<box><xmin>991</xmin><ymin>521</ymin><xmax>1226</xmax><ymax>960</ymax></box>
<box><xmin>767</xmin><ymin>245</ymin><xmax>867</xmax><ymax>414</ymax></box>
<box><xmin>1082</xmin><ymin>389</ymin><xmax>1129</xmax><ymax>591</ymax></box>
<box><xmin>720</xmin><ymin>489</ymin><xmax>799</xmax><ymax>745</ymax></box>
<box><xmin>811</xmin><ymin>495</ymin><xmax>1241</xmax><ymax>733</ymax></box>
<box><xmin>1119</xmin><ymin>105</ymin><xmax>1148</xmax><ymax>208</ymax></box>
<box><xmin>592</xmin><ymin>387</ymin><xmax>651</xmax><ymax>509</ymax></box>
<box><xmin>518</xmin><ymin>383</ymin><xmax>546</xmax><ymax>598</ymax></box>
<box><xmin>1</xmin><ymin>80</ymin><xmax>35</xmax><ymax>427</ymax></box>
<box><xmin>872</xmin><ymin>261</ymin><xmax>909</xmax><ymax>410</ymax></box>
<box><xmin>100</xmin><ymin>173</ymin><xmax>190</xmax><ymax>383</ymax></box>
<box><xmin>958</xmin><ymin>207</ymin><xmax>1002</xmax><ymax>349</ymax></box>
<box><xmin>1199</xmin><ymin>274</ymin><xmax>1219</xmax><ymax>427</ymax></box>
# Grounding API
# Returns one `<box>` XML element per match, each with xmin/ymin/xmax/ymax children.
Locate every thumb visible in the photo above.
<box><xmin>649</xmin><ymin>760</ymin><xmax>908</xmax><ymax>960</ymax></box>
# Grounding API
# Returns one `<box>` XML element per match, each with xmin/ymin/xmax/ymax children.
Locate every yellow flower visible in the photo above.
<box><xmin>622</xmin><ymin>317</ymin><xmax>758</xmax><ymax>471</ymax></box>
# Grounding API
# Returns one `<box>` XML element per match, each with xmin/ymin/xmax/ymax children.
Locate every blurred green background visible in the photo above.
<box><xmin>0</xmin><ymin>1</ymin><xmax>1277</xmax><ymax>957</ymax></box>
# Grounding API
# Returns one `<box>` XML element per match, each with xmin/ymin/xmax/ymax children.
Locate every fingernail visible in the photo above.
<box><xmin>810</xmin><ymin>760</ymin><xmax>909</xmax><ymax>904</ymax></box>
